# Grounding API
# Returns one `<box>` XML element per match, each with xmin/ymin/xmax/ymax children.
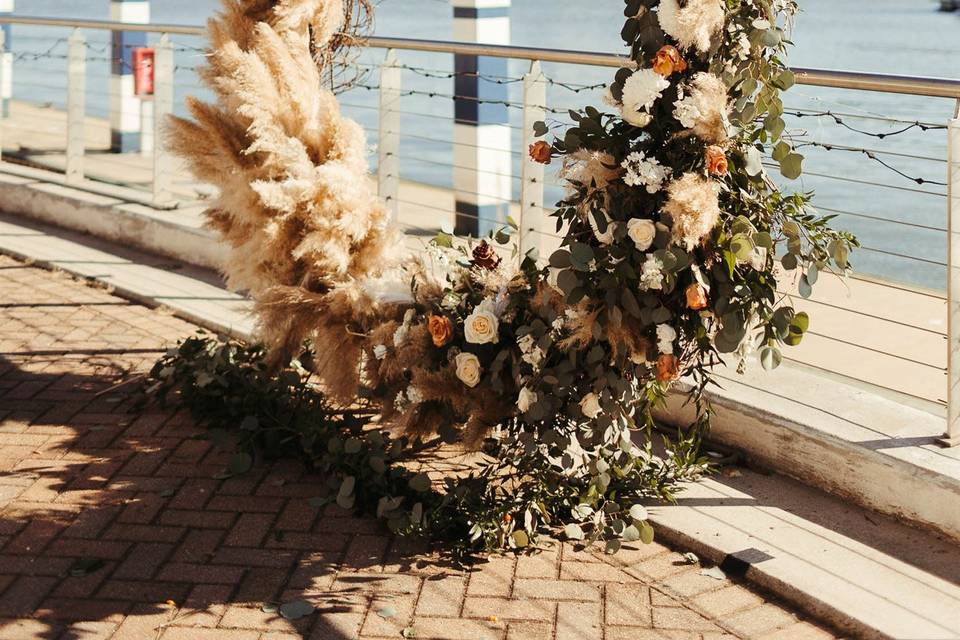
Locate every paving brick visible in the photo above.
<box><xmin>466</xmin><ymin>556</ymin><xmax>515</xmax><ymax>597</ymax></box>
<box><xmin>515</xmin><ymin>545</ymin><xmax>559</xmax><ymax>579</ymax></box>
<box><xmin>759</xmin><ymin>622</ymin><xmax>837</xmax><ymax>639</ymax></box>
<box><xmin>360</xmin><ymin>593</ymin><xmax>417</xmax><ymax>637</ymax></box>
<box><xmin>404</xmin><ymin>617</ymin><xmax>503</xmax><ymax>640</ymax></box>
<box><xmin>416</xmin><ymin>575</ymin><xmax>468</xmax><ymax>617</ymax></box>
<box><xmin>605</xmin><ymin>583</ymin><xmax>652</xmax><ymax>626</ymax></box>
<box><xmin>513</xmin><ymin>578</ymin><xmax>602</xmax><ymax>602</ymax></box>
<box><xmin>462</xmin><ymin>597</ymin><xmax>556</xmax><ymax>622</ymax></box>
<box><xmin>156</xmin><ymin>563</ymin><xmax>246</xmax><ymax>585</ymax></box>
<box><xmin>224</xmin><ymin>512</ymin><xmax>275</xmax><ymax>547</ymax></box>
<box><xmin>159</xmin><ymin>509</ymin><xmax>236</xmax><ymax>529</ymax></box>
<box><xmin>691</xmin><ymin>585</ymin><xmax>765</xmax><ymax>618</ymax></box>
<box><xmin>556</xmin><ymin>600</ymin><xmax>602</xmax><ymax>640</ymax></box>
<box><xmin>652</xmin><ymin>605</ymin><xmax>721</xmax><ymax>632</ymax></box>
<box><xmin>724</xmin><ymin>603</ymin><xmax>799</xmax><ymax>637</ymax></box>
<box><xmin>159</xmin><ymin>628</ymin><xmax>260</xmax><ymax>640</ymax></box>
<box><xmin>506</xmin><ymin>621</ymin><xmax>553</xmax><ymax>640</ymax></box>
<box><xmin>113</xmin><ymin>542</ymin><xmax>176</xmax><ymax>581</ymax></box>
<box><xmin>0</xmin><ymin>576</ymin><xmax>58</xmax><ymax>616</ymax></box>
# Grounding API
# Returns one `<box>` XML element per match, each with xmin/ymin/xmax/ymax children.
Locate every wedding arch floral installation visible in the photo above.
<box><xmin>147</xmin><ymin>0</ymin><xmax>857</xmax><ymax>555</ymax></box>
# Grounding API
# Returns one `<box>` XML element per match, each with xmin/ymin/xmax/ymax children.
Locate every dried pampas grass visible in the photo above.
<box><xmin>169</xmin><ymin>0</ymin><xmax>415</xmax><ymax>404</ymax></box>
<box><xmin>663</xmin><ymin>173</ymin><xmax>722</xmax><ymax>250</ymax></box>
<box><xmin>673</xmin><ymin>73</ymin><xmax>730</xmax><ymax>145</ymax></box>
<box><xmin>657</xmin><ymin>0</ymin><xmax>725</xmax><ymax>54</ymax></box>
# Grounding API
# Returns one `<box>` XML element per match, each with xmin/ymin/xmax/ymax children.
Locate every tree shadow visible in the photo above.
<box><xmin>0</xmin><ymin>263</ymin><xmax>467</xmax><ymax>639</ymax></box>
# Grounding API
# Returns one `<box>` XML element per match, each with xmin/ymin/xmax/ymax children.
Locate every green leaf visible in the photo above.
<box><xmin>512</xmin><ymin>530</ymin><xmax>530</xmax><ymax>548</ymax></box>
<box><xmin>622</xmin><ymin>525</ymin><xmax>642</xmax><ymax>542</ymax></box>
<box><xmin>69</xmin><ymin>557</ymin><xmax>105</xmax><ymax>578</ymax></box>
<box><xmin>532</xmin><ymin>120</ymin><xmax>548</xmax><ymax>137</ymax></box>
<box><xmin>772</xmin><ymin>141</ymin><xmax>790</xmax><ymax>162</ymax></box>
<box><xmin>549</xmin><ymin>250</ymin><xmax>571</xmax><ymax>268</ymax></box>
<box><xmin>798</xmin><ymin>274</ymin><xmax>813</xmax><ymax>299</ymax></box>
<box><xmin>279</xmin><ymin>599</ymin><xmax>315</xmax><ymax>620</ymax></box>
<box><xmin>605</xmin><ymin>539</ymin><xmax>621</xmax><ymax>554</ymax></box>
<box><xmin>639</xmin><ymin>520</ymin><xmax>655</xmax><ymax>544</ymax></box>
<box><xmin>629</xmin><ymin>504</ymin><xmax>649</xmax><ymax>522</ymax></box>
<box><xmin>339</xmin><ymin>475</ymin><xmax>356</xmax><ymax>498</ymax></box>
<box><xmin>759</xmin><ymin>346</ymin><xmax>782</xmax><ymax>371</ymax></box>
<box><xmin>781</xmin><ymin>253</ymin><xmax>798</xmax><ymax>270</ymax></box>
<box><xmin>228</xmin><ymin>452</ymin><xmax>253</xmax><ymax>475</ymax></box>
<box><xmin>780</xmin><ymin>153</ymin><xmax>804</xmax><ymax>180</ymax></box>
<box><xmin>564</xmin><ymin>523</ymin><xmax>585</xmax><ymax>541</ymax></box>
<box><xmin>776</xmin><ymin>69</ymin><xmax>796</xmax><ymax>90</ymax></box>
<box><xmin>344</xmin><ymin>437</ymin><xmax>362</xmax><ymax>454</ymax></box>
<box><xmin>744</xmin><ymin>146</ymin><xmax>763</xmax><ymax>177</ymax></box>
<box><xmin>408</xmin><ymin>473</ymin><xmax>431</xmax><ymax>493</ymax></box>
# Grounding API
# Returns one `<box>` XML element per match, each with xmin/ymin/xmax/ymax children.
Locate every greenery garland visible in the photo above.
<box><xmin>154</xmin><ymin>0</ymin><xmax>857</xmax><ymax>556</ymax></box>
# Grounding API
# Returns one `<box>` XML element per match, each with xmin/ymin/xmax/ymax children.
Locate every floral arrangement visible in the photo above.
<box><xmin>167</xmin><ymin>0</ymin><xmax>856</xmax><ymax>551</ymax></box>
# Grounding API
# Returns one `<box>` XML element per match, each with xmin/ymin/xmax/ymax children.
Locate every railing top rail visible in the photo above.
<box><xmin>3</xmin><ymin>15</ymin><xmax>960</xmax><ymax>99</ymax></box>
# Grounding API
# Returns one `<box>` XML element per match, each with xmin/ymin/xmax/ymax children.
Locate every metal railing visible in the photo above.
<box><xmin>0</xmin><ymin>15</ymin><xmax>958</xmax><ymax>446</ymax></box>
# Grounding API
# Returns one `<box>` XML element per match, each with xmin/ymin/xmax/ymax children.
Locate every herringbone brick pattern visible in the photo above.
<box><xmin>0</xmin><ymin>255</ymin><xmax>839</xmax><ymax>640</ymax></box>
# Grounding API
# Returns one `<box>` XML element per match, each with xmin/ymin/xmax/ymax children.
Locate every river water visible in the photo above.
<box><xmin>8</xmin><ymin>0</ymin><xmax>960</xmax><ymax>288</ymax></box>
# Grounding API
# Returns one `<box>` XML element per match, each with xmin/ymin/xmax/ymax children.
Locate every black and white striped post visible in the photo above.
<box><xmin>452</xmin><ymin>0</ymin><xmax>513</xmax><ymax>238</ymax></box>
<box><xmin>109</xmin><ymin>0</ymin><xmax>149</xmax><ymax>153</ymax></box>
<box><xmin>0</xmin><ymin>0</ymin><xmax>13</xmax><ymax>118</ymax></box>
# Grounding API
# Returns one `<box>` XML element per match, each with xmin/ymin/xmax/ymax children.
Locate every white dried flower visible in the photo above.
<box><xmin>373</xmin><ymin>344</ymin><xmax>388</xmax><ymax>360</ymax></box>
<box><xmin>656</xmin><ymin>324</ymin><xmax>678</xmax><ymax>355</ymax></box>
<box><xmin>673</xmin><ymin>73</ymin><xmax>730</xmax><ymax>145</ymax></box>
<box><xmin>580</xmin><ymin>393</ymin><xmax>602</xmax><ymax>419</ymax></box>
<box><xmin>406</xmin><ymin>386</ymin><xmax>424</xmax><ymax>404</ymax></box>
<box><xmin>621</xmin><ymin>151</ymin><xmax>671</xmax><ymax>194</ymax></box>
<box><xmin>590</xmin><ymin>215</ymin><xmax>618</xmax><ymax>245</ymax></box>
<box><xmin>620</xmin><ymin>69</ymin><xmax>669</xmax><ymax>128</ymax></box>
<box><xmin>663</xmin><ymin>173</ymin><xmax>722</xmax><ymax>250</ymax></box>
<box><xmin>626</xmin><ymin>219</ymin><xmax>657</xmax><ymax>252</ymax></box>
<box><xmin>639</xmin><ymin>255</ymin><xmax>664</xmax><ymax>291</ymax></box>
<box><xmin>517</xmin><ymin>387</ymin><xmax>537</xmax><ymax>413</ymax></box>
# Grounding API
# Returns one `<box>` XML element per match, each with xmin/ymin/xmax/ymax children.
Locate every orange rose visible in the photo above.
<box><xmin>528</xmin><ymin>141</ymin><xmax>552</xmax><ymax>164</ymax></box>
<box><xmin>705</xmin><ymin>146</ymin><xmax>728</xmax><ymax>176</ymax></box>
<box><xmin>428</xmin><ymin>314</ymin><xmax>453</xmax><ymax>348</ymax></box>
<box><xmin>656</xmin><ymin>354</ymin><xmax>680</xmax><ymax>382</ymax></box>
<box><xmin>685</xmin><ymin>283</ymin><xmax>708</xmax><ymax>311</ymax></box>
<box><xmin>652</xmin><ymin>45</ymin><xmax>687</xmax><ymax>77</ymax></box>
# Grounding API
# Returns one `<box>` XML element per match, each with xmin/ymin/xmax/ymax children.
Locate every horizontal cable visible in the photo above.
<box><xmin>777</xmin><ymin>291</ymin><xmax>946</xmax><ymax>337</ymax></box>
<box><xmin>402</xmin><ymin>154</ymin><xmax>523</xmax><ymax>181</ymax></box>
<box><xmin>763</xmin><ymin>162</ymin><xmax>947</xmax><ymax>197</ymax></box>
<box><xmin>856</xmin><ymin>245</ymin><xmax>947</xmax><ymax>267</ymax></box>
<box><xmin>383</xmin><ymin>130</ymin><xmax>522</xmax><ymax>156</ymax></box>
<box><xmin>788</xmin><ymin>138</ymin><xmax>947</xmax><ymax>186</ymax></box>
<box><xmin>783</xmin><ymin>106</ymin><xmax>945</xmax><ymax>129</ymax></box>
<box><xmin>847</xmin><ymin>272</ymin><xmax>946</xmax><ymax>300</ymax></box>
<box><xmin>814</xmin><ymin>205</ymin><xmax>947</xmax><ymax>233</ymax></box>
<box><xmin>793</xmin><ymin>138</ymin><xmax>944</xmax><ymax>164</ymax></box>
<box><xmin>779</xmin><ymin>356</ymin><xmax>946</xmax><ymax>406</ymax></box>
<box><xmin>783</xmin><ymin>108</ymin><xmax>947</xmax><ymax>137</ymax></box>
<box><xmin>802</xmin><ymin>330</ymin><xmax>946</xmax><ymax>371</ymax></box>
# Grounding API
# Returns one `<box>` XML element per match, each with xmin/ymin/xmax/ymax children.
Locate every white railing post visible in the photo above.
<box><xmin>0</xmin><ymin>28</ymin><xmax>6</xmax><ymax>162</ymax></box>
<box><xmin>378</xmin><ymin>48</ymin><xmax>400</xmax><ymax>222</ymax></box>
<box><xmin>520</xmin><ymin>60</ymin><xmax>547</xmax><ymax>260</ymax></box>
<box><xmin>942</xmin><ymin>99</ymin><xmax>960</xmax><ymax>447</ymax></box>
<box><xmin>152</xmin><ymin>32</ymin><xmax>174</xmax><ymax>207</ymax></box>
<box><xmin>66</xmin><ymin>28</ymin><xmax>86</xmax><ymax>185</ymax></box>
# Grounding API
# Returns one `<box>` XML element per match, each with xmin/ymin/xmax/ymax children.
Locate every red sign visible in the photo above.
<box><xmin>133</xmin><ymin>48</ymin><xmax>155</xmax><ymax>96</ymax></box>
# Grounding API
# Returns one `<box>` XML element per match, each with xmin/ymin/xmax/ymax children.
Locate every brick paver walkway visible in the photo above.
<box><xmin>0</xmin><ymin>255</ymin><xmax>839</xmax><ymax>640</ymax></box>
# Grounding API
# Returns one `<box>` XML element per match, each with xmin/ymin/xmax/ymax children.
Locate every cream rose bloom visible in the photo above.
<box><xmin>517</xmin><ymin>387</ymin><xmax>537</xmax><ymax>413</ymax></box>
<box><xmin>580</xmin><ymin>393</ymin><xmax>602</xmax><ymax>419</ymax></box>
<box><xmin>626</xmin><ymin>219</ymin><xmax>656</xmax><ymax>251</ymax></box>
<box><xmin>454</xmin><ymin>352</ymin><xmax>482</xmax><ymax>388</ymax></box>
<box><xmin>464</xmin><ymin>304</ymin><xmax>499</xmax><ymax>345</ymax></box>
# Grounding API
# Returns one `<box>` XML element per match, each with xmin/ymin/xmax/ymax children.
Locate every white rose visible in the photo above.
<box><xmin>580</xmin><ymin>393</ymin><xmax>602</xmax><ymax>419</ymax></box>
<box><xmin>626</xmin><ymin>219</ymin><xmax>656</xmax><ymax>251</ymax></box>
<box><xmin>656</xmin><ymin>323</ymin><xmax>678</xmax><ymax>355</ymax></box>
<box><xmin>517</xmin><ymin>387</ymin><xmax>537</xmax><ymax>413</ymax></box>
<box><xmin>464</xmin><ymin>307</ymin><xmax>499</xmax><ymax>345</ymax></box>
<box><xmin>455</xmin><ymin>352</ymin><xmax>482</xmax><ymax>388</ymax></box>
<box><xmin>621</xmin><ymin>109</ymin><xmax>653</xmax><ymax>128</ymax></box>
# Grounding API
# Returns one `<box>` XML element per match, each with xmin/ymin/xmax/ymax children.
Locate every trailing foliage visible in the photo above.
<box><xmin>140</xmin><ymin>334</ymin><xmax>708</xmax><ymax>559</ymax></box>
